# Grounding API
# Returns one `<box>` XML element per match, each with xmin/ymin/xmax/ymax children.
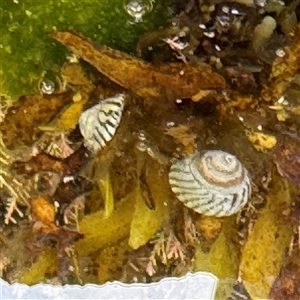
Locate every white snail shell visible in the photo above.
<box><xmin>168</xmin><ymin>150</ymin><xmax>251</xmax><ymax>217</ymax></box>
<box><xmin>79</xmin><ymin>94</ymin><xmax>125</xmax><ymax>153</ymax></box>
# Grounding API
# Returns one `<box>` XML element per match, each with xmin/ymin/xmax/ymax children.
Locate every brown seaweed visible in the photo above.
<box><xmin>269</xmin><ymin>199</ymin><xmax>300</xmax><ymax>300</ymax></box>
<box><xmin>261</xmin><ymin>24</ymin><xmax>300</xmax><ymax>102</ymax></box>
<box><xmin>51</xmin><ymin>31</ymin><xmax>226</xmax><ymax>102</ymax></box>
<box><xmin>270</xmin><ymin>267</ymin><xmax>300</xmax><ymax>300</ymax></box>
<box><xmin>273</xmin><ymin>134</ymin><xmax>300</xmax><ymax>186</ymax></box>
<box><xmin>0</xmin><ymin>92</ymin><xmax>74</xmax><ymax>149</ymax></box>
<box><xmin>30</xmin><ymin>197</ymin><xmax>84</xmax><ymax>284</ymax></box>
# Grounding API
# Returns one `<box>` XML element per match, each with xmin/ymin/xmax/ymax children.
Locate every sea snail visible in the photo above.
<box><xmin>168</xmin><ymin>150</ymin><xmax>251</xmax><ymax>217</ymax></box>
<box><xmin>79</xmin><ymin>93</ymin><xmax>125</xmax><ymax>153</ymax></box>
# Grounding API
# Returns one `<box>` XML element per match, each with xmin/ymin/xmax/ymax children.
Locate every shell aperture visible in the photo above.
<box><xmin>168</xmin><ymin>150</ymin><xmax>251</xmax><ymax>217</ymax></box>
<box><xmin>79</xmin><ymin>94</ymin><xmax>125</xmax><ymax>153</ymax></box>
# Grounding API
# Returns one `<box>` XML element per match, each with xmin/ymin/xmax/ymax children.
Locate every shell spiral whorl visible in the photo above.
<box><xmin>169</xmin><ymin>150</ymin><xmax>251</xmax><ymax>217</ymax></box>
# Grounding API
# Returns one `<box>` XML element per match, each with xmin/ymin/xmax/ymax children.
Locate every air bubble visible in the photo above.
<box><xmin>203</xmin><ymin>31</ymin><xmax>215</xmax><ymax>38</ymax></box>
<box><xmin>40</xmin><ymin>80</ymin><xmax>55</xmax><ymax>95</ymax></box>
<box><xmin>137</xmin><ymin>130</ymin><xmax>146</xmax><ymax>141</ymax></box>
<box><xmin>124</xmin><ymin>0</ymin><xmax>153</xmax><ymax>23</ymax></box>
<box><xmin>276</xmin><ymin>48</ymin><xmax>285</xmax><ymax>57</ymax></box>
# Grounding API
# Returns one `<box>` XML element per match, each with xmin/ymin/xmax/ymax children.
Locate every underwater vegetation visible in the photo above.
<box><xmin>1</xmin><ymin>1</ymin><xmax>300</xmax><ymax>299</ymax></box>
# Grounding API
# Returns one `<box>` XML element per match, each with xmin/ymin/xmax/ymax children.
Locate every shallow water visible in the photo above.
<box><xmin>1</xmin><ymin>1</ymin><xmax>300</xmax><ymax>300</ymax></box>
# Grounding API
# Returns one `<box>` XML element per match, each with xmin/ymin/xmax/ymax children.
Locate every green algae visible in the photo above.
<box><xmin>0</xmin><ymin>0</ymin><xmax>174</xmax><ymax>98</ymax></box>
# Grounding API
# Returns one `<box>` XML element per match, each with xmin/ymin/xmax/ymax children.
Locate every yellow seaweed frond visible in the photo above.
<box><xmin>129</xmin><ymin>186</ymin><xmax>168</xmax><ymax>250</ymax></box>
<box><xmin>19</xmin><ymin>249</ymin><xmax>57</xmax><ymax>285</ymax></box>
<box><xmin>239</xmin><ymin>174</ymin><xmax>294</xmax><ymax>298</ymax></box>
<box><xmin>76</xmin><ymin>191</ymin><xmax>136</xmax><ymax>255</ymax></box>
<box><xmin>97</xmin><ymin>171</ymin><xmax>115</xmax><ymax>219</ymax></box>
<box><xmin>52</xmin><ymin>97</ymin><xmax>87</xmax><ymax>132</ymax></box>
<box><xmin>194</xmin><ymin>229</ymin><xmax>238</xmax><ymax>279</ymax></box>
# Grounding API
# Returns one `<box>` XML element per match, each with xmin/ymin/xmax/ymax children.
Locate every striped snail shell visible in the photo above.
<box><xmin>79</xmin><ymin>94</ymin><xmax>125</xmax><ymax>153</ymax></box>
<box><xmin>169</xmin><ymin>150</ymin><xmax>251</xmax><ymax>217</ymax></box>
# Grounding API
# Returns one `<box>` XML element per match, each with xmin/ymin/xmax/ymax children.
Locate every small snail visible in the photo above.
<box><xmin>79</xmin><ymin>94</ymin><xmax>125</xmax><ymax>153</ymax></box>
<box><xmin>168</xmin><ymin>150</ymin><xmax>251</xmax><ymax>217</ymax></box>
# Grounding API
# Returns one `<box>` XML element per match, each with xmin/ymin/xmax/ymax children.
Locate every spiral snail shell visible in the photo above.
<box><xmin>79</xmin><ymin>94</ymin><xmax>125</xmax><ymax>153</ymax></box>
<box><xmin>168</xmin><ymin>150</ymin><xmax>251</xmax><ymax>217</ymax></box>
